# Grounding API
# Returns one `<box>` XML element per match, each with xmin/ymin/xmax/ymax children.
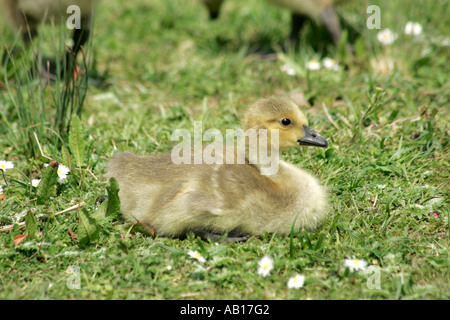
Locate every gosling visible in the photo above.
<box><xmin>1</xmin><ymin>0</ymin><xmax>95</xmax><ymax>79</ymax></box>
<box><xmin>106</xmin><ymin>96</ymin><xmax>329</xmax><ymax>242</ymax></box>
<box><xmin>202</xmin><ymin>0</ymin><xmax>348</xmax><ymax>48</ymax></box>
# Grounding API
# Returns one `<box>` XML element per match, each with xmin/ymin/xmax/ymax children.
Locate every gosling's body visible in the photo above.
<box><xmin>106</xmin><ymin>97</ymin><xmax>329</xmax><ymax>239</ymax></box>
<box><xmin>107</xmin><ymin>152</ymin><xmax>327</xmax><ymax>236</ymax></box>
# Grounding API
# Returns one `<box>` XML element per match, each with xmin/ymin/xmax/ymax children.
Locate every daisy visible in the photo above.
<box><xmin>280</xmin><ymin>64</ymin><xmax>297</xmax><ymax>76</ymax></box>
<box><xmin>377</xmin><ymin>29</ymin><xmax>398</xmax><ymax>45</ymax></box>
<box><xmin>0</xmin><ymin>185</ymin><xmax>3</xmax><ymax>194</ymax></box>
<box><xmin>188</xmin><ymin>250</ymin><xmax>206</xmax><ymax>263</ymax></box>
<box><xmin>0</xmin><ymin>160</ymin><xmax>14</xmax><ymax>172</ymax></box>
<box><xmin>322</xmin><ymin>57</ymin><xmax>339</xmax><ymax>71</ymax></box>
<box><xmin>344</xmin><ymin>258</ymin><xmax>368</xmax><ymax>272</ymax></box>
<box><xmin>287</xmin><ymin>274</ymin><xmax>305</xmax><ymax>289</ymax></box>
<box><xmin>404</xmin><ymin>22</ymin><xmax>422</xmax><ymax>36</ymax></box>
<box><xmin>306</xmin><ymin>60</ymin><xmax>321</xmax><ymax>71</ymax></box>
<box><xmin>32</xmin><ymin>179</ymin><xmax>41</xmax><ymax>187</ymax></box>
<box><xmin>57</xmin><ymin>164</ymin><xmax>70</xmax><ymax>183</ymax></box>
<box><xmin>257</xmin><ymin>256</ymin><xmax>273</xmax><ymax>277</ymax></box>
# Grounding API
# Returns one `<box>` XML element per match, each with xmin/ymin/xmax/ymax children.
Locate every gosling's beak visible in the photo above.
<box><xmin>297</xmin><ymin>125</ymin><xmax>328</xmax><ymax>148</ymax></box>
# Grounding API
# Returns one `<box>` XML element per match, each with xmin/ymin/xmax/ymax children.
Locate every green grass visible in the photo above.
<box><xmin>0</xmin><ymin>0</ymin><xmax>449</xmax><ymax>300</ymax></box>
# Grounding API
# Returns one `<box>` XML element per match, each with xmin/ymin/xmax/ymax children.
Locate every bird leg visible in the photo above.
<box><xmin>19</xmin><ymin>27</ymin><xmax>57</xmax><ymax>81</ymax></box>
<box><xmin>16</xmin><ymin>16</ymin><xmax>91</xmax><ymax>81</ymax></box>
<box><xmin>318</xmin><ymin>6</ymin><xmax>342</xmax><ymax>48</ymax></box>
<box><xmin>289</xmin><ymin>13</ymin><xmax>308</xmax><ymax>47</ymax></box>
<box><xmin>204</xmin><ymin>0</ymin><xmax>225</xmax><ymax>19</ymax></box>
<box><xmin>65</xmin><ymin>16</ymin><xmax>91</xmax><ymax>79</ymax></box>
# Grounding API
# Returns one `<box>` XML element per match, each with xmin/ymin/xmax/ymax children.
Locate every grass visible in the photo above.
<box><xmin>0</xmin><ymin>0</ymin><xmax>449</xmax><ymax>300</ymax></box>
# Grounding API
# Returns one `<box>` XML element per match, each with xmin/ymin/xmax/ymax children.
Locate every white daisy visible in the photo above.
<box><xmin>377</xmin><ymin>29</ymin><xmax>398</xmax><ymax>45</ymax></box>
<box><xmin>188</xmin><ymin>250</ymin><xmax>206</xmax><ymax>263</ymax></box>
<box><xmin>287</xmin><ymin>274</ymin><xmax>305</xmax><ymax>289</ymax></box>
<box><xmin>280</xmin><ymin>64</ymin><xmax>297</xmax><ymax>76</ymax></box>
<box><xmin>344</xmin><ymin>258</ymin><xmax>368</xmax><ymax>272</ymax></box>
<box><xmin>322</xmin><ymin>57</ymin><xmax>339</xmax><ymax>71</ymax></box>
<box><xmin>306</xmin><ymin>60</ymin><xmax>321</xmax><ymax>71</ymax></box>
<box><xmin>31</xmin><ymin>179</ymin><xmax>41</xmax><ymax>188</ymax></box>
<box><xmin>57</xmin><ymin>164</ymin><xmax>70</xmax><ymax>183</ymax></box>
<box><xmin>0</xmin><ymin>160</ymin><xmax>14</xmax><ymax>172</ymax></box>
<box><xmin>0</xmin><ymin>185</ymin><xmax>3</xmax><ymax>194</ymax></box>
<box><xmin>257</xmin><ymin>256</ymin><xmax>273</xmax><ymax>277</ymax></box>
<box><xmin>404</xmin><ymin>22</ymin><xmax>422</xmax><ymax>36</ymax></box>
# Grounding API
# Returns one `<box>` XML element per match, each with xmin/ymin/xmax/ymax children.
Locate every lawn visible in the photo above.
<box><xmin>0</xmin><ymin>0</ymin><xmax>448</xmax><ymax>300</ymax></box>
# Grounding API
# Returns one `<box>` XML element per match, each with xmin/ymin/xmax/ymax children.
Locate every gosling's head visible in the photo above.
<box><xmin>243</xmin><ymin>96</ymin><xmax>328</xmax><ymax>150</ymax></box>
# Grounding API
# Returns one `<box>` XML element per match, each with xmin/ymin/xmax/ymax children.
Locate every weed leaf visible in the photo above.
<box><xmin>91</xmin><ymin>199</ymin><xmax>108</xmax><ymax>220</ymax></box>
<box><xmin>106</xmin><ymin>178</ymin><xmax>120</xmax><ymax>219</ymax></box>
<box><xmin>78</xmin><ymin>208</ymin><xmax>100</xmax><ymax>246</ymax></box>
<box><xmin>68</xmin><ymin>115</ymin><xmax>85</xmax><ymax>168</ymax></box>
<box><xmin>25</xmin><ymin>211</ymin><xmax>38</xmax><ymax>240</ymax></box>
<box><xmin>36</xmin><ymin>162</ymin><xmax>59</xmax><ymax>205</ymax></box>
<box><xmin>60</xmin><ymin>145</ymin><xmax>73</xmax><ymax>173</ymax></box>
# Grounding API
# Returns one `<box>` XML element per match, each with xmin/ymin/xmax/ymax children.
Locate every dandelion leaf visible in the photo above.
<box><xmin>89</xmin><ymin>200</ymin><xmax>113</xmax><ymax>237</ymax></box>
<box><xmin>78</xmin><ymin>208</ymin><xmax>100</xmax><ymax>246</ymax></box>
<box><xmin>60</xmin><ymin>145</ymin><xmax>74</xmax><ymax>173</ymax></box>
<box><xmin>36</xmin><ymin>162</ymin><xmax>59</xmax><ymax>205</ymax></box>
<box><xmin>91</xmin><ymin>199</ymin><xmax>108</xmax><ymax>220</ymax></box>
<box><xmin>61</xmin><ymin>144</ymin><xmax>80</xmax><ymax>183</ymax></box>
<box><xmin>25</xmin><ymin>211</ymin><xmax>38</xmax><ymax>240</ymax></box>
<box><xmin>68</xmin><ymin>115</ymin><xmax>85</xmax><ymax>168</ymax></box>
<box><xmin>106</xmin><ymin>177</ymin><xmax>120</xmax><ymax>219</ymax></box>
<box><xmin>88</xmin><ymin>179</ymin><xmax>120</xmax><ymax>236</ymax></box>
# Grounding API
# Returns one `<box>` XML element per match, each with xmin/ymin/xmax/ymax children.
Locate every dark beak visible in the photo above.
<box><xmin>297</xmin><ymin>125</ymin><xmax>328</xmax><ymax>148</ymax></box>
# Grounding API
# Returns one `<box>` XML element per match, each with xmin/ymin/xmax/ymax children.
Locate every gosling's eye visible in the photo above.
<box><xmin>281</xmin><ymin>118</ymin><xmax>291</xmax><ymax>126</ymax></box>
